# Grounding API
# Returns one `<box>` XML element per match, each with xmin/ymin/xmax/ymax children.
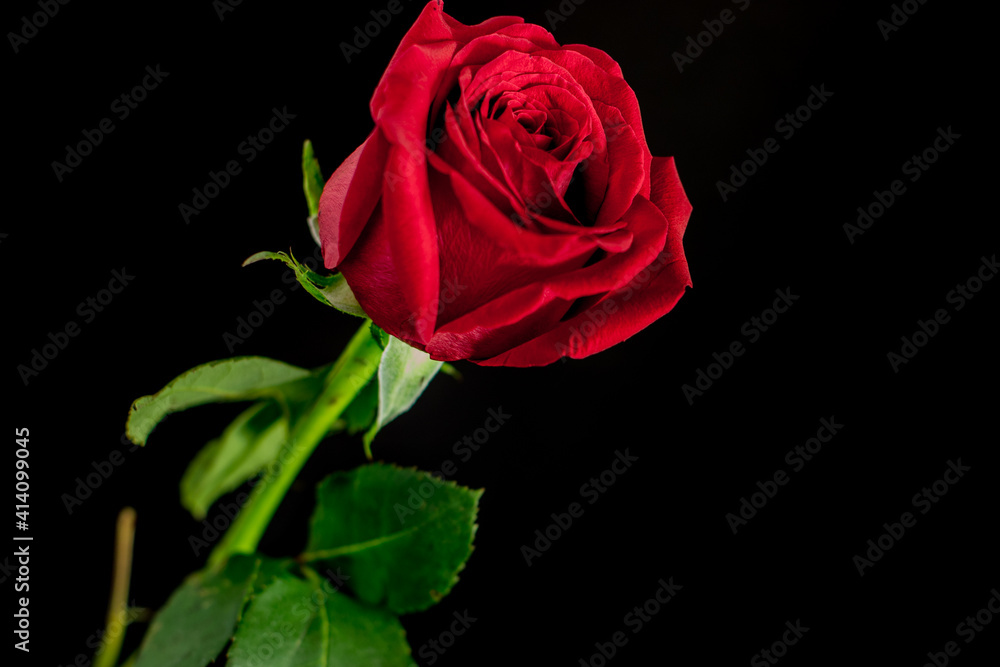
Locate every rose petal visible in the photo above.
<box><xmin>319</xmin><ymin>131</ymin><xmax>390</xmax><ymax>268</ymax></box>
<box><xmin>426</xmin><ymin>196</ymin><xmax>671</xmax><ymax>360</ymax></box>
<box><xmin>475</xmin><ymin>157</ymin><xmax>693</xmax><ymax>366</ymax></box>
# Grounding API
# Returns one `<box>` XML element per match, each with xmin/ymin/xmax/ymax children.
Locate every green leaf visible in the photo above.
<box><xmin>229</xmin><ymin>569</ymin><xmax>415</xmax><ymax>667</ymax></box>
<box><xmin>228</xmin><ymin>573</ymin><xmax>321</xmax><ymax>667</ymax></box>
<box><xmin>134</xmin><ymin>555</ymin><xmax>260</xmax><ymax>667</ymax></box>
<box><xmin>302</xmin><ymin>139</ymin><xmax>324</xmax><ymax>219</ymax></box>
<box><xmin>363</xmin><ymin>337</ymin><xmax>443</xmax><ymax>458</ymax></box>
<box><xmin>321</xmin><ymin>585</ymin><xmax>415</xmax><ymax>666</ymax></box>
<box><xmin>180</xmin><ymin>401</ymin><xmax>289</xmax><ymax>520</ymax></box>
<box><xmin>303</xmin><ymin>463</ymin><xmax>481</xmax><ymax>614</ymax></box>
<box><xmin>126</xmin><ymin>357</ymin><xmax>313</xmax><ymax>446</ymax></box>
<box><xmin>243</xmin><ymin>250</ymin><xmax>366</xmax><ymax>318</ymax></box>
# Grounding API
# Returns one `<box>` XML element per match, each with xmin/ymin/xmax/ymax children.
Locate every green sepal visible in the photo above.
<box><xmin>363</xmin><ymin>337</ymin><xmax>443</xmax><ymax>459</ymax></box>
<box><xmin>302</xmin><ymin>139</ymin><xmax>324</xmax><ymax>219</ymax></box>
<box><xmin>243</xmin><ymin>250</ymin><xmax>366</xmax><ymax>318</ymax></box>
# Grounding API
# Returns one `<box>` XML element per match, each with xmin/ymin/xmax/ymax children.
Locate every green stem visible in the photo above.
<box><xmin>208</xmin><ymin>321</ymin><xmax>383</xmax><ymax>568</ymax></box>
<box><xmin>94</xmin><ymin>507</ymin><xmax>137</xmax><ymax>667</ymax></box>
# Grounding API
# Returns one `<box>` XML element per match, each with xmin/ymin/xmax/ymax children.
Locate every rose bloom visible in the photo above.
<box><xmin>320</xmin><ymin>1</ymin><xmax>692</xmax><ymax>366</ymax></box>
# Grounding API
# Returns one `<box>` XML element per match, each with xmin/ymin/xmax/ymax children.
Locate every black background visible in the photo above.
<box><xmin>7</xmin><ymin>0</ymin><xmax>995</xmax><ymax>665</ymax></box>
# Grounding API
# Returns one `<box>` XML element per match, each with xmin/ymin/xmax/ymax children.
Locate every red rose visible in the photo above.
<box><xmin>319</xmin><ymin>0</ymin><xmax>692</xmax><ymax>366</ymax></box>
